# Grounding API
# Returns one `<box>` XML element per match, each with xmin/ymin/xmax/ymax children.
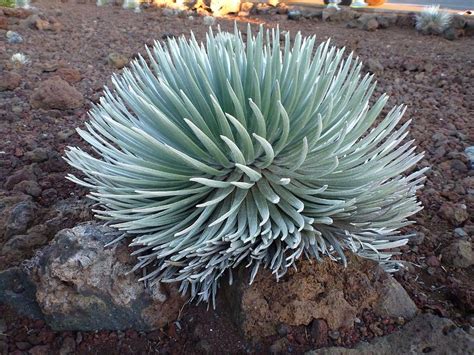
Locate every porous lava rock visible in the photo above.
<box><xmin>2</xmin><ymin>7</ymin><xmax>33</xmax><ymax>19</ymax></box>
<box><xmin>106</xmin><ymin>52</ymin><xmax>129</xmax><ymax>69</ymax></box>
<box><xmin>30</xmin><ymin>77</ymin><xmax>83</xmax><ymax>110</ymax></box>
<box><xmin>221</xmin><ymin>255</ymin><xmax>417</xmax><ymax>338</ymax></box>
<box><xmin>0</xmin><ymin>193</ymin><xmax>38</xmax><ymax>242</ymax></box>
<box><xmin>56</xmin><ymin>68</ymin><xmax>82</xmax><ymax>84</ymax></box>
<box><xmin>0</xmin><ymin>71</ymin><xmax>21</xmax><ymax>92</ymax></box>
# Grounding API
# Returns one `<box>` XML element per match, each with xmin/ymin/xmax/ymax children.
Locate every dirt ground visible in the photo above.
<box><xmin>0</xmin><ymin>1</ymin><xmax>473</xmax><ymax>353</ymax></box>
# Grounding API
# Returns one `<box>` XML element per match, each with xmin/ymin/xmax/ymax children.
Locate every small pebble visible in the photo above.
<box><xmin>328</xmin><ymin>330</ymin><xmax>340</xmax><ymax>340</ymax></box>
<box><xmin>426</xmin><ymin>255</ymin><xmax>440</xmax><ymax>267</ymax></box>
<box><xmin>6</xmin><ymin>31</ymin><xmax>23</xmax><ymax>44</ymax></box>
<box><xmin>12</xmin><ymin>106</ymin><xmax>23</xmax><ymax>114</ymax></box>
<box><xmin>288</xmin><ymin>10</ymin><xmax>302</xmax><ymax>21</ymax></box>
<box><xmin>203</xmin><ymin>15</ymin><xmax>216</xmax><ymax>26</ymax></box>
<box><xmin>276</xmin><ymin>323</ymin><xmax>288</xmax><ymax>336</ymax></box>
<box><xmin>454</xmin><ymin>228</ymin><xmax>468</xmax><ymax>238</ymax></box>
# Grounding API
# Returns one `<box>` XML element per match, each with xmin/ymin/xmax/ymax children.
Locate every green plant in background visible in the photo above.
<box><xmin>416</xmin><ymin>5</ymin><xmax>452</xmax><ymax>35</ymax></box>
<box><xmin>65</xmin><ymin>26</ymin><xmax>426</xmax><ymax>305</ymax></box>
<box><xmin>0</xmin><ymin>0</ymin><xmax>15</xmax><ymax>8</ymax></box>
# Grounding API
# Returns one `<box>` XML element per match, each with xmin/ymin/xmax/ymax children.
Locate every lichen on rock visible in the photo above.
<box><xmin>24</xmin><ymin>222</ymin><xmax>185</xmax><ymax>331</ymax></box>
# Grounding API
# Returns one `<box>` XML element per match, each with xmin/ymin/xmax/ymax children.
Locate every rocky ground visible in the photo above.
<box><xmin>0</xmin><ymin>0</ymin><xmax>473</xmax><ymax>354</ymax></box>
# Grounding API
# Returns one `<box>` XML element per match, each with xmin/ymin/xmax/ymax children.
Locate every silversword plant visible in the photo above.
<box><xmin>416</xmin><ymin>5</ymin><xmax>452</xmax><ymax>35</ymax></box>
<box><xmin>15</xmin><ymin>0</ymin><xmax>30</xmax><ymax>8</ymax></box>
<box><xmin>65</xmin><ymin>26</ymin><xmax>426</xmax><ymax>305</ymax></box>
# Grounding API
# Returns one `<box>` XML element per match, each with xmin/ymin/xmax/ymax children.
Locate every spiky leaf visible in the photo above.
<box><xmin>65</xmin><ymin>26</ymin><xmax>426</xmax><ymax>305</ymax></box>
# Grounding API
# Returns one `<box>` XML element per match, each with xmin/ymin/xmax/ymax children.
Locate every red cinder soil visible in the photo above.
<box><xmin>0</xmin><ymin>1</ymin><xmax>472</xmax><ymax>353</ymax></box>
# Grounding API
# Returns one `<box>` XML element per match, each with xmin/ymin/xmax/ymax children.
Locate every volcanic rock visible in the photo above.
<box><xmin>27</xmin><ymin>222</ymin><xmax>185</xmax><ymax>331</ymax></box>
<box><xmin>0</xmin><ymin>267</ymin><xmax>44</xmax><ymax>320</ymax></box>
<box><xmin>32</xmin><ymin>16</ymin><xmax>62</xmax><ymax>31</ymax></box>
<box><xmin>4</xmin><ymin>200</ymin><xmax>38</xmax><ymax>239</ymax></box>
<box><xmin>442</xmin><ymin>240</ymin><xmax>474</xmax><ymax>268</ymax></box>
<box><xmin>365</xmin><ymin>18</ymin><xmax>379</xmax><ymax>31</ymax></box>
<box><xmin>0</xmin><ymin>195</ymin><xmax>32</xmax><ymax>242</ymax></box>
<box><xmin>453</xmin><ymin>228</ymin><xmax>468</xmax><ymax>238</ymax></box>
<box><xmin>162</xmin><ymin>8</ymin><xmax>178</xmax><ymax>17</ymax></box>
<box><xmin>438</xmin><ymin>203</ymin><xmax>469</xmax><ymax>226</ymax></box>
<box><xmin>322</xmin><ymin>7</ymin><xmax>357</xmax><ymax>22</ymax></box>
<box><xmin>203</xmin><ymin>15</ymin><xmax>216</xmax><ymax>26</ymax></box>
<box><xmin>373</xmin><ymin>275</ymin><xmax>418</xmax><ymax>319</ymax></box>
<box><xmin>356</xmin><ymin>14</ymin><xmax>379</xmax><ymax>31</ymax></box>
<box><xmin>0</xmin><ymin>15</ymin><xmax>8</xmax><ymax>30</ymax></box>
<box><xmin>24</xmin><ymin>148</ymin><xmax>49</xmax><ymax>163</ymax></box>
<box><xmin>287</xmin><ymin>10</ymin><xmax>302</xmax><ymax>21</ymax></box>
<box><xmin>375</xmin><ymin>14</ymin><xmax>398</xmax><ymax>29</ymax></box>
<box><xmin>12</xmin><ymin>180</ymin><xmax>42</xmax><ymax>197</ymax></box>
<box><xmin>59</xmin><ymin>336</ymin><xmax>76</xmax><ymax>355</ymax></box>
<box><xmin>0</xmin><ymin>71</ymin><xmax>22</xmax><ymax>92</ymax></box>
<box><xmin>3</xmin><ymin>7</ymin><xmax>33</xmax><ymax>19</ymax></box>
<box><xmin>269</xmin><ymin>337</ymin><xmax>290</xmax><ymax>354</ymax></box>
<box><xmin>106</xmin><ymin>52</ymin><xmax>129</xmax><ymax>69</ymax></box>
<box><xmin>30</xmin><ymin>77</ymin><xmax>83</xmax><ymax>110</ymax></box>
<box><xmin>56</xmin><ymin>68</ymin><xmax>82</xmax><ymax>84</ymax></box>
<box><xmin>306</xmin><ymin>314</ymin><xmax>473</xmax><ymax>355</ymax></box>
<box><xmin>6</xmin><ymin>30</ymin><xmax>23</xmax><ymax>44</ymax></box>
<box><xmin>366</xmin><ymin>58</ymin><xmax>384</xmax><ymax>74</ymax></box>
<box><xmin>221</xmin><ymin>254</ymin><xmax>417</xmax><ymax>338</ymax></box>
<box><xmin>310</xmin><ymin>319</ymin><xmax>329</xmax><ymax>347</ymax></box>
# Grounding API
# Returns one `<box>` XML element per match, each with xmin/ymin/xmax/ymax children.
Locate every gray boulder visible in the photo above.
<box><xmin>306</xmin><ymin>313</ymin><xmax>474</xmax><ymax>355</ymax></box>
<box><xmin>6</xmin><ymin>31</ymin><xmax>23</xmax><ymax>44</ymax></box>
<box><xmin>442</xmin><ymin>240</ymin><xmax>474</xmax><ymax>269</ymax></box>
<box><xmin>366</xmin><ymin>59</ymin><xmax>384</xmax><ymax>75</ymax></box>
<box><xmin>1</xmin><ymin>222</ymin><xmax>185</xmax><ymax>331</ymax></box>
<box><xmin>0</xmin><ymin>267</ymin><xmax>44</xmax><ymax>320</ymax></box>
<box><xmin>374</xmin><ymin>276</ymin><xmax>418</xmax><ymax>320</ymax></box>
<box><xmin>5</xmin><ymin>200</ymin><xmax>38</xmax><ymax>239</ymax></box>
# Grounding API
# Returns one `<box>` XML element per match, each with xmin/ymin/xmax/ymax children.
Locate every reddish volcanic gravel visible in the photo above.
<box><xmin>0</xmin><ymin>0</ymin><xmax>473</xmax><ymax>353</ymax></box>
